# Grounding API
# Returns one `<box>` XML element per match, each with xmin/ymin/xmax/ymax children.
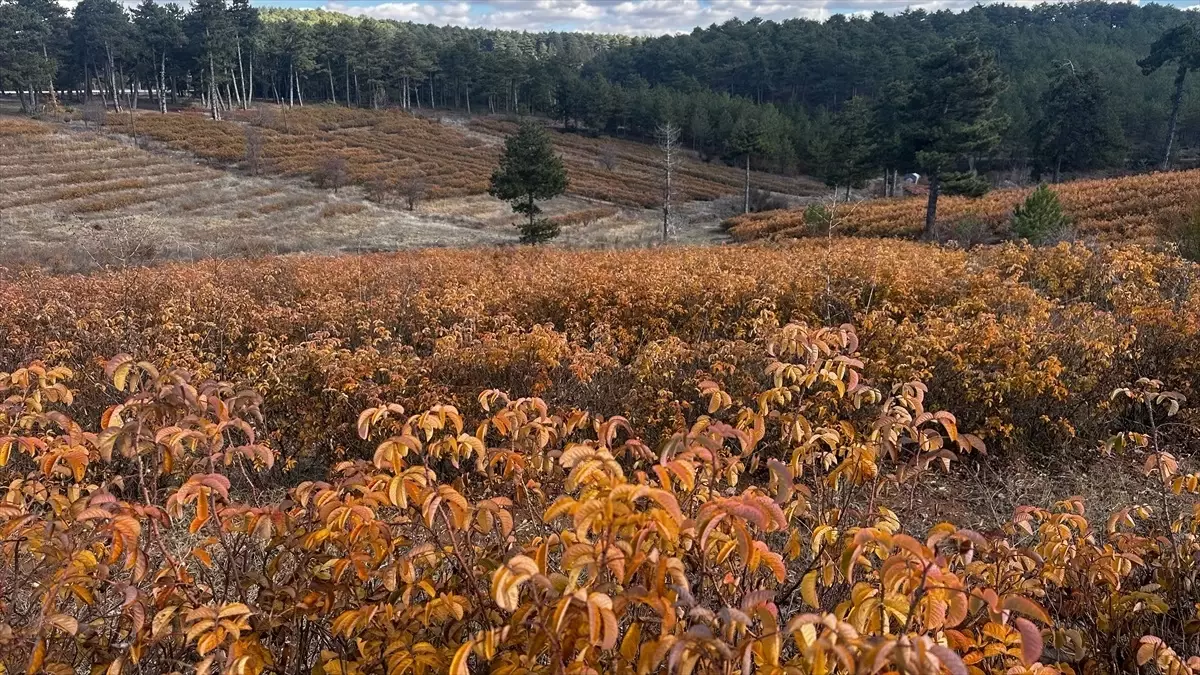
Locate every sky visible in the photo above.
<box><xmin>297</xmin><ymin>0</ymin><xmax>1199</xmax><ymax>35</ymax></box>
<box><xmin>58</xmin><ymin>0</ymin><xmax>1200</xmax><ymax>36</ymax></box>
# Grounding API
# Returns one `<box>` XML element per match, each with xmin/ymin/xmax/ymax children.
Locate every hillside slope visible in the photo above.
<box><xmin>110</xmin><ymin>107</ymin><xmax>826</xmax><ymax>208</ymax></box>
<box><xmin>726</xmin><ymin>169</ymin><xmax>1200</xmax><ymax>242</ymax></box>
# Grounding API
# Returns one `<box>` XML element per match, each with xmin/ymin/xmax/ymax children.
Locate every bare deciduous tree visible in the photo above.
<box><xmin>314</xmin><ymin>156</ymin><xmax>348</xmax><ymax>193</ymax></box>
<box><xmin>82</xmin><ymin>101</ymin><xmax>107</xmax><ymax>130</ymax></box>
<box><xmin>598</xmin><ymin>143</ymin><xmax>618</xmax><ymax>172</ymax></box>
<box><xmin>655</xmin><ymin>122</ymin><xmax>681</xmax><ymax>242</ymax></box>
<box><xmin>397</xmin><ymin>177</ymin><xmax>426</xmax><ymax>211</ymax></box>
<box><xmin>80</xmin><ymin>216</ymin><xmax>164</xmax><ymax>269</ymax></box>
<box><xmin>245</xmin><ymin>126</ymin><xmax>264</xmax><ymax>176</ymax></box>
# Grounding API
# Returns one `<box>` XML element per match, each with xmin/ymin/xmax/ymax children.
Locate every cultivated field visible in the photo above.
<box><xmin>0</xmin><ymin>107</ymin><xmax>824</xmax><ymax>268</ymax></box>
<box><xmin>0</xmin><ymin>117</ymin><xmax>511</xmax><ymax>268</ymax></box>
<box><xmin>726</xmin><ymin>168</ymin><xmax>1200</xmax><ymax>242</ymax></box>
<box><xmin>107</xmin><ymin>106</ymin><xmax>825</xmax><ymax>208</ymax></box>
<box><xmin>5</xmin><ymin>239</ymin><xmax>1200</xmax><ymax>673</ymax></box>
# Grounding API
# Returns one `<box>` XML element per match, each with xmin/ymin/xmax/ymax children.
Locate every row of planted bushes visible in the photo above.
<box><xmin>726</xmin><ymin>169</ymin><xmax>1200</xmax><ymax>243</ymax></box>
<box><xmin>3</xmin><ymin>311</ymin><xmax>1200</xmax><ymax>673</ymax></box>
<box><xmin>3</xmin><ymin>239</ymin><xmax>1197</xmax><ymax>466</ymax></box>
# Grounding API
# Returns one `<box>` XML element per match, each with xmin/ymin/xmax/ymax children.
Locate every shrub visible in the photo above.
<box><xmin>4</xmin><ymin>316</ymin><xmax>1200</xmax><ymax>673</ymax></box>
<box><xmin>313</xmin><ymin>155</ymin><xmax>349</xmax><ymax>193</ymax></box>
<box><xmin>1011</xmin><ymin>184</ymin><xmax>1071</xmax><ymax>244</ymax></box>
<box><xmin>804</xmin><ymin>202</ymin><xmax>834</xmax><ymax>234</ymax></box>
<box><xmin>244</xmin><ymin>126</ymin><xmax>265</xmax><ymax>176</ymax></box>
<box><xmin>397</xmin><ymin>177</ymin><xmax>426</xmax><ymax>211</ymax></box>
<box><xmin>748</xmin><ymin>187</ymin><xmax>790</xmax><ymax>212</ymax></box>
<box><xmin>1169</xmin><ymin>208</ymin><xmax>1200</xmax><ymax>262</ymax></box>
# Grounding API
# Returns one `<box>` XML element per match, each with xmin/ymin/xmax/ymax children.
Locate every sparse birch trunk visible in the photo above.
<box><xmin>106</xmin><ymin>43</ymin><xmax>121</xmax><ymax>112</ymax></box>
<box><xmin>656</xmin><ymin>122</ymin><xmax>680</xmax><ymax>242</ymax></box>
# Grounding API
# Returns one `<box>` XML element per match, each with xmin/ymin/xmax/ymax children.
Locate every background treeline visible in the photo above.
<box><xmin>1</xmin><ymin>0</ymin><xmax>1198</xmax><ymax>181</ymax></box>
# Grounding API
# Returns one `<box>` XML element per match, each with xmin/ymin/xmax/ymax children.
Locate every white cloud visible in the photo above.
<box><xmin>322</xmin><ymin>1</ymin><xmax>474</xmax><ymax>25</ymax></box>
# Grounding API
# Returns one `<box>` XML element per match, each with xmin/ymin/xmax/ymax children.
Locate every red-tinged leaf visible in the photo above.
<box><xmin>1003</xmin><ymin>596</ymin><xmax>1051</xmax><ymax>624</ymax></box>
<box><xmin>930</xmin><ymin>644</ymin><xmax>968</xmax><ymax>675</ymax></box>
<box><xmin>1014</xmin><ymin>617</ymin><xmax>1044</xmax><ymax>667</ymax></box>
<box><xmin>76</xmin><ymin>507</ymin><xmax>111</xmax><ymax>522</ymax></box>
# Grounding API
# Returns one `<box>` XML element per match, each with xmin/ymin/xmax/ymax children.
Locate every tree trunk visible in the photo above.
<box><xmin>923</xmin><ymin>174</ymin><xmax>941</xmax><ymax>238</ymax></box>
<box><xmin>42</xmin><ymin>44</ymin><xmax>58</xmax><ymax>110</ymax></box>
<box><xmin>1163</xmin><ymin>65</ymin><xmax>1188</xmax><ymax>171</ymax></box>
<box><xmin>429</xmin><ymin>73</ymin><xmax>434</xmax><ymax>109</ymax></box>
<box><xmin>160</xmin><ymin>52</ymin><xmax>168</xmax><ymax>113</ymax></box>
<box><xmin>229</xmin><ymin>68</ymin><xmax>241</xmax><ymax>110</ymax></box>
<box><xmin>289</xmin><ymin>63</ymin><xmax>295</xmax><ymax>107</ymax></box>
<box><xmin>328</xmin><ymin>63</ymin><xmax>337</xmax><ymax>105</ymax></box>
<box><xmin>743</xmin><ymin>154</ymin><xmax>751</xmax><ymax>214</ymax></box>
<box><xmin>209</xmin><ymin>50</ymin><xmax>219</xmax><ymax>120</ymax></box>
<box><xmin>97</xmin><ymin>74</ymin><xmax>109</xmax><ymax>111</ymax></box>
<box><xmin>236</xmin><ymin>37</ymin><xmax>247</xmax><ymax>109</ymax></box>
<box><xmin>1053</xmin><ymin>156</ymin><xmax>1062</xmax><ymax>184</ymax></box>
<box><xmin>528</xmin><ymin>193</ymin><xmax>535</xmax><ymax>230</ymax></box>
<box><xmin>345</xmin><ymin>59</ymin><xmax>351</xmax><ymax>107</ymax></box>
<box><xmin>354</xmin><ymin>71</ymin><xmax>361</xmax><ymax>107</ymax></box>
<box><xmin>106</xmin><ymin>42</ymin><xmax>122</xmax><ymax>112</ymax></box>
<box><xmin>465</xmin><ymin>83</ymin><xmax>471</xmax><ymax>114</ymax></box>
<box><xmin>248</xmin><ymin>50</ymin><xmax>254</xmax><ymax>106</ymax></box>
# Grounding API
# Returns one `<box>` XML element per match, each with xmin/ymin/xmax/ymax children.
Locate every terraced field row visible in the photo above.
<box><xmin>108</xmin><ymin>107</ymin><xmax>826</xmax><ymax>208</ymax></box>
<box><xmin>725</xmin><ymin>168</ymin><xmax>1200</xmax><ymax>242</ymax></box>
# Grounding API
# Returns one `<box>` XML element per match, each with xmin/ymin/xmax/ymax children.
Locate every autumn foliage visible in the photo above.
<box><xmin>4</xmin><ymin>240</ymin><xmax>1200</xmax><ymax>673</ymax></box>
<box><xmin>725</xmin><ymin>169</ymin><xmax>1200</xmax><ymax>242</ymax></box>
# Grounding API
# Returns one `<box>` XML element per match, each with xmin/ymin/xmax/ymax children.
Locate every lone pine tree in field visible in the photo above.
<box><xmin>489</xmin><ymin>121</ymin><xmax>568</xmax><ymax>244</ymax></box>
<box><xmin>1011</xmin><ymin>184</ymin><xmax>1070</xmax><ymax>244</ymax></box>
<box><xmin>901</xmin><ymin>39</ymin><xmax>1004</xmax><ymax>237</ymax></box>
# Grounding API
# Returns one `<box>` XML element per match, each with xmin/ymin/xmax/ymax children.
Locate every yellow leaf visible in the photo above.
<box><xmin>152</xmin><ymin>606</ymin><xmax>177</xmax><ymax>637</ymax></box>
<box><xmin>800</xmin><ymin>570</ymin><xmax>820</xmax><ymax>608</ymax></box>
<box><xmin>449</xmin><ymin>641</ymin><xmax>473</xmax><ymax>675</ymax></box>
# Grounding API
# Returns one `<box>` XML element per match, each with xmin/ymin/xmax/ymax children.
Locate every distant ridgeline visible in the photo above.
<box><xmin>3</xmin><ymin>0</ymin><xmax>1197</xmax><ymax>177</ymax></box>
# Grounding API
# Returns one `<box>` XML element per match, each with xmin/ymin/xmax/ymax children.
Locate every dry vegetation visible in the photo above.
<box><xmin>469</xmin><ymin>118</ymin><xmax>825</xmax><ymax>207</ymax></box>
<box><xmin>0</xmin><ymin>117</ymin><xmax>508</xmax><ymax>269</ymax></box>
<box><xmin>726</xmin><ymin>169</ymin><xmax>1200</xmax><ymax>242</ymax></box>
<box><xmin>107</xmin><ymin>107</ymin><xmax>825</xmax><ymax>209</ymax></box>
<box><xmin>5</xmin><ymin>239</ymin><xmax>1200</xmax><ymax>673</ymax></box>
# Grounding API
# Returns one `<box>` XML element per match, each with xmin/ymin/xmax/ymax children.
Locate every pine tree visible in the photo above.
<box><xmin>729</xmin><ymin>114</ymin><xmax>765</xmax><ymax>214</ymax></box>
<box><xmin>1032</xmin><ymin>62</ymin><xmax>1123</xmax><ymax>182</ymax></box>
<box><xmin>824</xmin><ymin>96</ymin><xmax>877</xmax><ymax>200</ymax></box>
<box><xmin>489</xmin><ymin>121</ymin><xmax>568</xmax><ymax>244</ymax></box>
<box><xmin>1139</xmin><ymin>22</ymin><xmax>1200</xmax><ymax>170</ymax></box>
<box><xmin>1011</xmin><ymin>184</ymin><xmax>1070</xmax><ymax>244</ymax></box>
<box><xmin>900</xmin><ymin>39</ymin><xmax>1005</xmax><ymax>237</ymax></box>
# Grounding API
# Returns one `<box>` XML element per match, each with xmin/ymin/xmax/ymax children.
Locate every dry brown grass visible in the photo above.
<box><xmin>320</xmin><ymin>202</ymin><xmax>367</xmax><ymax>218</ymax></box>
<box><xmin>0</xmin><ymin>115</ymin><xmax>510</xmax><ymax>271</ymax></box>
